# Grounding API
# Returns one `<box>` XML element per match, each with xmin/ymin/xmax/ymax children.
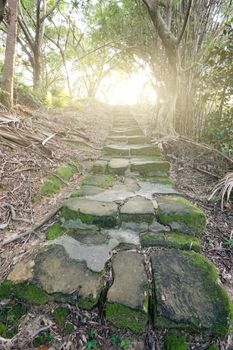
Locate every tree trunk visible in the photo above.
<box><xmin>2</xmin><ymin>0</ymin><xmax>18</xmax><ymax>108</ymax></box>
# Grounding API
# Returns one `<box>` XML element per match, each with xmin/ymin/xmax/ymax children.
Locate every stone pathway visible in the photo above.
<box><xmin>1</xmin><ymin>109</ymin><xmax>232</xmax><ymax>343</ymax></box>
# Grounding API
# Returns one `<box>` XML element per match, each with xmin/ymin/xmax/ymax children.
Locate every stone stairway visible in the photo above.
<box><xmin>1</xmin><ymin>108</ymin><xmax>232</xmax><ymax>342</ymax></box>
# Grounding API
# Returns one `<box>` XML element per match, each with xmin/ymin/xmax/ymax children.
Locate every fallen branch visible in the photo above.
<box><xmin>42</xmin><ymin>132</ymin><xmax>56</xmax><ymax>146</ymax></box>
<box><xmin>188</xmin><ymin>165</ymin><xmax>220</xmax><ymax>179</ymax></box>
<box><xmin>1</xmin><ymin>205</ymin><xmax>62</xmax><ymax>246</ymax></box>
<box><xmin>179</xmin><ymin>136</ymin><xmax>233</xmax><ymax>166</ymax></box>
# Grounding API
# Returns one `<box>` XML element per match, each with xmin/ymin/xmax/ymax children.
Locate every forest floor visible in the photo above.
<box><xmin>0</xmin><ymin>102</ymin><xmax>232</xmax><ymax>350</ymax></box>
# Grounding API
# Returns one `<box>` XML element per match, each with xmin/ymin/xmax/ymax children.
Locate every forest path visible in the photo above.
<box><xmin>2</xmin><ymin>107</ymin><xmax>232</xmax><ymax>347</ymax></box>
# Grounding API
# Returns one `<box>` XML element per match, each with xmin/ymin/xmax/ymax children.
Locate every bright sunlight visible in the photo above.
<box><xmin>97</xmin><ymin>70</ymin><xmax>157</xmax><ymax>105</ymax></box>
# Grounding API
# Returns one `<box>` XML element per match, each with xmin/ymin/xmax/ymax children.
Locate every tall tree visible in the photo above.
<box><xmin>18</xmin><ymin>0</ymin><xmax>61</xmax><ymax>89</ymax></box>
<box><xmin>2</xmin><ymin>0</ymin><xmax>18</xmax><ymax>107</ymax></box>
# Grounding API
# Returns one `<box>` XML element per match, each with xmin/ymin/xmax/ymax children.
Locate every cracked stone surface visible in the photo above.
<box><xmin>151</xmin><ymin>249</ymin><xmax>232</xmax><ymax>336</ymax></box>
<box><xmin>108</xmin><ymin>158</ymin><xmax>129</xmax><ymax>175</ymax></box>
<box><xmin>120</xmin><ymin>196</ymin><xmax>155</xmax><ymax>223</ymax></box>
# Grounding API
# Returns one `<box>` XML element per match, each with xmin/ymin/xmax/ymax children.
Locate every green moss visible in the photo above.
<box><xmin>106</xmin><ymin>303</ymin><xmax>147</xmax><ymax>334</ymax></box>
<box><xmin>65</xmin><ymin>322</ymin><xmax>74</xmax><ymax>334</ymax></box>
<box><xmin>140</xmin><ymin>232</ymin><xmax>200</xmax><ymax>252</ymax></box>
<box><xmin>184</xmin><ymin>251</ymin><xmax>219</xmax><ymax>281</ymax></box>
<box><xmin>83</xmin><ymin>174</ymin><xmax>115</xmax><ymax>189</ymax></box>
<box><xmin>121</xmin><ymin>213</ymin><xmax>153</xmax><ymax>224</ymax></box>
<box><xmin>139</xmin><ymin>176</ymin><xmax>174</xmax><ymax>185</ymax></box>
<box><xmin>46</xmin><ymin>222</ymin><xmax>65</xmax><ymax>240</ymax></box>
<box><xmin>77</xmin><ymin>295</ymin><xmax>98</xmax><ymax>310</ymax></box>
<box><xmin>40</xmin><ymin>176</ymin><xmax>62</xmax><ymax>196</ymax></box>
<box><xmin>53</xmin><ymin>307</ymin><xmax>70</xmax><ymax>326</ymax></box>
<box><xmin>0</xmin><ymin>281</ymin><xmax>14</xmax><ymax>298</ymax></box>
<box><xmin>55</xmin><ymin>165</ymin><xmax>75</xmax><ymax>181</ymax></box>
<box><xmin>207</xmin><ymin>345</ymin><xmax>219</xmax><ymax>350</ymax></box>
<box><xmin>0</xmin><ymin>301</ymin><xmax>27</xmax><ymax>339</ymax></box>
<box><xmin>164</xmin><ymin>332</ymin><xmax>187</xmax><ymax>350</ymax></box>
<box><xmin>61</xmin><ymin>206</ymin><xmax>117</xmax><ymax>228</ymax></box>
<box><xmin>157</xmin><ymin>196</ymin><xmax>207</xmax><ymax>235</ymax></box>
<box><xmin>14</xmin><ymin>284</ymin><xmax>49</xmax><ymax>304</ymax></box>
<box><xmin>38</xmin><ymin>164</ymin><xmax>77</xmax><ymax>198</ymax></box>
<box><xmin>33</xmin><ymin>330</ymin><xmax>53</xmax><ymax>347</ymax></box>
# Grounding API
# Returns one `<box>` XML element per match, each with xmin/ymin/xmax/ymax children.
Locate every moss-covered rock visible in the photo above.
<box><xmin>151</xmin><ymin>249</ymin><xmax>233</xmax><ymax>337</ymax></box>
<box><xmin>61</xmin><ymin>198</ymin><xmax>118</xmax><ymax>228</ymax></box>
<box><xmin>106</xmin><ymin>303</ymin><xmax>148</xmax><ymax>334</ymax></box>
<box><xmin>83</xmin><ymin>174</ymin><xmax>116</xmax><ymax>189</ymax></box>
<box><xmin>131</xmin><ymin>158</ymin><xmax>170</xmax><ymax>175</ymax></box>
<box><xmin>93</xmin><ymin>160</ymin><xmax>108</xmax><ymax>174</ymax></box>
<box><xmin>70</xmin><ymin>185</ymin><xmax>104</xmax><ymax>198</ymax></box>
<box><xmin>157</xmin><ymin>196</ymin><xmax>207</xmax><ymax>235</ymax></box>
<box><xmin>163</xmin><ymin>332</ymin><xmax>188</xmax><ymax>350</ymax></box>
<box><xmin>140</xmin><ymin>232</ymin><xmax>201</xmax><ymax>252</ymax></box>
<box><xmin>138</xmin><ymin>176</ymin><xmax>174</xmax><ymax>185</ymax></box>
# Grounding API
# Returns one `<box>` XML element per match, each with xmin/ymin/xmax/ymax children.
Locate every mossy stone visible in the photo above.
<box><xmin>106</xmin><ymin>303</ymin><xmax>148</xmax><ymax>334</ymax></box>
<box><xmin>151</xmin><ymin>249</ymin><xmax>232</xmax><ymax>337</ymax></box>
<box><xmin>40</xmin><ymin>176</ymin><xmax>62</xmax><ymax>196</ymax></box>
<box><xmin>157</xmin><ymin>196</ymin><xmax>207</xmax><ymax>235</ymax></box>
<box><xmin>61</xmin><ymin>198</ymin><xmax>118</xmax><ymax>228</ymax></box>
<box><xmin>46</xmin><ymin>222</ymin><xmax>65</xmax><ymax>240</ymax></box>
<box><xmin>70</xmin><ymin>185</ymin><xmax>103</xmax><ymax>198</ymax></box>
<box><xmin>83</xmin><ymin>174</ymin><xmax>115</xmax><ymax>189</ymax></box>
<box><xmin>139</xmin><ymin>176</ymin><xmax>174</xmax><ymax>185</ymax></box>
<box><xmin>53</xmin><ymin>306</ymin><xmax>70</xmax><ymax>326</ymax></box>
<box><xmin>93</xmin><ymin>160</ymin><xmax>108</xmax><ymax>174</ymax></box>
<box><xmin>164</xmin><ymin>332</ymin><xmax>187</xmax><ymax>350</ymax></box>
<box><xmin>140</xmin><ymin>232</ymin><xmax>201</xmax><ymax>252</ymax></box>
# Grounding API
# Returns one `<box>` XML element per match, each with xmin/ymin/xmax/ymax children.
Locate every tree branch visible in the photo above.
<box><xmin>177</xmin><ymin>0</ymin><xmax>193</xmax><ymax>44</ymax></box>
<box><xmin>40</xmin><ymin>0</ymin><xmax>61</xmax><ymax>23</ymax></box>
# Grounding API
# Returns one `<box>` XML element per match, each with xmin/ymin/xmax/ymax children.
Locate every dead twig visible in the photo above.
<box><xmin>1</xmin><ymin>205</ymin><xmax>62</xmax><ymax>246</ymax></box>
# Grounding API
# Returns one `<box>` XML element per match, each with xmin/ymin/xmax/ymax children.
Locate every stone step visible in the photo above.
<box><xmin>61</xmin><ymin>198</ymin><xmax>118</xmax><ymax>228</ymax></box>
<box><xmin>151</xmin><ymin>249</ymin><xmax>232</xmax><ymax>337</ymax></box>
<box><xmin>131</xmin><ymin>158</ymin><xmax>169</xmax><ymax>175</ymax></box>
<box><xmin>106</xmin><ymin>135</ymin><xmax>150</xmax><ymax>145</ymax></box>
<box><xmin>110</xmin><ymin>127</ymin><xmax>144</xmax><ymax>136</ymax></box>
<box><xmin>106</xmin><ymin>251</ymin><xmax>148</xmax><ymax>334</ymax></box>
<box><xmin>103</xmin><ymin>144</ymin><xmax>160</xmax><ymax>157</ymax></box>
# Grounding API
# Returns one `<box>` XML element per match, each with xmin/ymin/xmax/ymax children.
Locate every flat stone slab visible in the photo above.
<box><xmin>86</xmin><ymin>189</ymin><xmax>135</xmax><ymax>203</ymax></box>
<box><xmin>151</xmin><ymin>249</ymin><xmax>232</xmax><ymax>336</ymax></box>
<box><xmin>62</xmin><ymin>198</ymin><xmax>118</xmax><ymax>228</ymax></box>
<box><xmin>130</xmin><ymin>144</ymin><xmax>160</xmax><ymax>156</ymax></box>
<box><xmin>108</xmin><ymin>158</ymin><xmax>129</xmax><ymax>175</ymax></box>
<box><xmin>83</xmin><ymin>174</ymin><xmax>115</xmax><ymax>189</ymax></box>
<box><xmin>131</xmin><ymin>158</ymin><xmax>170</xmax><ymax>175</ymax></box>
<box><xmin>157</xmin><ymin>196</ymin><xmax>207</xmax><ymax>235</ymax></box>
<box><xmin>149</xmin><ymin>220</ymin><xmax>170</xmax><ymax>233</ymax></box>
<box><xmin>120</xmin><ymin>196</ymin><xmax>155</xmax><ymax>223</ymax></box>
<box><xmin>34</xmin><ymin>245</ymin><xmax>104</xmax><ymax>309</ymax></box>
<box><xmin>140</xmin><ymin>232</ymin><xmax>201</xmax><ymax>252</ymax></box>
<box><xmin>110</xmin><ymin>128</ymin><xmax>143</xmax><ymax>136</ymax></box>
<box><xmin>127</xmin><ymin>135</ymin><xmax>151</xmax><ymax>144</ymax></box>
<box><xmin>93</xmin><ymin>160</ymin><xmax>108</xmax><ymax>174</ymax></box>
<box><xmin>71</xmin><ymin>185</ymin><xmax>104</xmax><ymax>197</ymax></box>
<box><xmin>138</xmin><ymin>181</ymin><xmax>181</xmax><ymax>197</ymax></box>
<box><xmin>104</xmin><ymin>144</ymin><xmax>130</xmax><ymax>157</ymax></box>
<box><xmin>106</xmin><ymin>251</ymin><xmax>148</xmax><ymax>333</ymax></box>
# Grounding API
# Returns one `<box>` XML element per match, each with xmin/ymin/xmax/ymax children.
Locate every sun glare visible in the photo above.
<box><xmin>97</xmin><ymin>70</ymin><xmax>157</xmax><ymax>105</ymax></box>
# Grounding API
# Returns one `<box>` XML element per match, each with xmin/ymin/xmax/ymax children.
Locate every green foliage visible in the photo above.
<box><xmin>163</xmin><ymin>332</ymin><xmax>187</xmax><ymax>350</ymax></box>
<box><xmin>0</xmin><ymin>301</ymin><xmax>27</xmax><ymax>339</ymax></box>
<box><xmin>226</xmin><ymin>239</ymin><xmax>233</xmax><ymax>248</ymax></box>
<box><xmin>15</xmin><ymin>84</ymin><xmax>43</xmax><ymax>108</ymax></box>
<box><xmin>86</xmin><ymin>339</ymin><xmax>98</xmax><ymax>350</ymax></box>
<box><xmin>53</xmin><ymin>306</ymin><xmax>70</xmax><ymax>326</ymax></box>
<box><xmin>207</xmin><ymin>345</ymin><xmax>219</xmax><ymax>350</ymax></box>
<box><xmin>33</xmin><ymin>330</ymin><xmax>53</xmax><ymax>347</ymax></box>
